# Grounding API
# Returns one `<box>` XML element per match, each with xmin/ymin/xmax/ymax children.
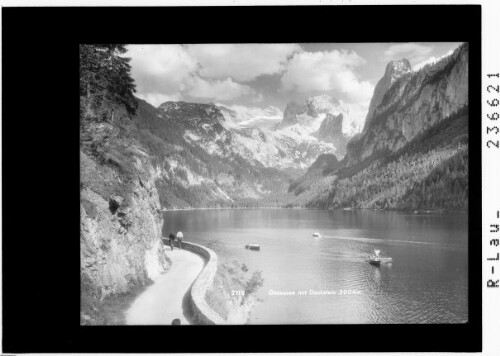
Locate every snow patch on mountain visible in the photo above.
<box><xmin>184</xmin><ymin>132</ymin><xmax>201</xmax><ymax>142</ymax></box>
<box><xmin>276</xmin><ymin>95</ymin><xmax>363</xmax><ymax>137</ymax></box>
<box><xmin>413</xmin><ymin>49</ymin><xmax>454</xmax><ymax>72</ymax></box>
<box><xmin>216</xmin><ymin>103</ymin><xmax>283</xmax><ymax>129</ymax></box>
<box><xmin>227</xmin><ymin>126</ymin><xmax>335</xmax><ymax>170</ymax></box>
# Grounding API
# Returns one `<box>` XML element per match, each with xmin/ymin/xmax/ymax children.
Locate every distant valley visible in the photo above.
<box><xmin>116</xmin><ymin>93</ymin><xmax>360</xmax><ymax>208</ymax></box>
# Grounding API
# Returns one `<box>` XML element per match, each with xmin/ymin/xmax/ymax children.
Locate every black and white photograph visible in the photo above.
<box><xmin>3</xmin><ymin>2</ymin><xmax>497</xmax><ymax>354</ymax></box>
<box><xmin>80</xmin><ymin>41</ymin><xmax>469</xmax><ymax>325</ymax></box>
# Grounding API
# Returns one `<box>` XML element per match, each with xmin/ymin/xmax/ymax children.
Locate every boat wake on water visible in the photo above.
<box><xmin>320</xmin><ymin>234</ymin><xmax>466</xmax><ymax>250</ymax></box>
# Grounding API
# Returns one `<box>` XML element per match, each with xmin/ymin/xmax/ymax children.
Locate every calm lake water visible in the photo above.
<box><xmin>163</xmin><ymin>209</ymin><xmax>468</xmax><ymax>324</ymax></box>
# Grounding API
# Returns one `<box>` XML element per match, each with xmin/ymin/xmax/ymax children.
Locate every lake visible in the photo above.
<box><xmin>163</xmin><ymin>209</ymin><xmax>468</xmax><ymax>324</ymax></box>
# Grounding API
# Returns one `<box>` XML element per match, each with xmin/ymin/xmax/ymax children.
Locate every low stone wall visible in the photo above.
<box><xmin>181</xmin><ymin>241</ymin><xmax>227</xmax><ymax>325</ymax></box>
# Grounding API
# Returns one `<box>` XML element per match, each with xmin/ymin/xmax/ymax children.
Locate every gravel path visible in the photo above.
<box><xmin>126</xmin><ymin>248</ymin><xmax>204</xmax><ymax>325</ymax></box>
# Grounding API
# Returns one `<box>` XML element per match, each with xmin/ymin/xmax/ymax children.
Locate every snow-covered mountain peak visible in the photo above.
<box><xmin>216</xmin><ymin>103</ymin><xmax>283</xmax><ymax>129</ymax></box>
<box><xmin>277</xmin><ymin>95</ymin><xmax>353</xmax><ymax>135</ymax></box>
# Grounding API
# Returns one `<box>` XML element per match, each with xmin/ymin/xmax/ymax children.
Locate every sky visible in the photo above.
<box><xmin>127</xmin><ymin>42</ymin><xmax>462</xmax><ymax>117</ymax></box>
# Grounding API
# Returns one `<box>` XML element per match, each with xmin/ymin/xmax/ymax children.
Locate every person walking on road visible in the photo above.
<box><xmin>176</xmin><ymin>231</ymin><xmax>184</xmax><ymax>249</ymax></box>
<box><xmin>168</xmin><ymin>232</ymin><xmax>176</xmax><ymax>251</ymax></box>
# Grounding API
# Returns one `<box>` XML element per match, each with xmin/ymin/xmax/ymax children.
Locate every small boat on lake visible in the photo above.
<box><xmin>312</xmin><ymin>232</ymin><xmax>322</xmax><ymax>237</ymax></box>
<box><xmin>245</xmin><ymin>243</ymin><xmax>260</xmax><ymax>251</ymax></box>
<box><xmin>368</xmin><ymin>249</ymin><xmax>392</xmax><ymax>266</ymax></box>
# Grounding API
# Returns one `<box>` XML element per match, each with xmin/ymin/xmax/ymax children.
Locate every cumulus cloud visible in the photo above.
<box><xmin>127</xmin><ymin>44</ymin><xmax>374</xmax><ymax>111</ymax></box>
<box><xmin>251</xmin><ymin>93</ymin><xmax>264</xmax><ymax>103</ymax></box>
<box><xmin>281</xmin><ymin>50</ymin><xmax>374</xmax><ymax>103</ymax></box>
<box><xmin>127</xmin><ymin>45</ymin><xmax>198</xmax><ymax>96</ymax></box>
<box><xmin>383</xmin><ymin>43</ymin><xmax>433</xmax><ymax>64</ymax></box>
<box><xmin>185</xmin><ymin>77</ymin><xmax>255</xmax><ymax>101</ymax></box>
<box><xmin>127</xmin><ymin>44</ymin><xmax>262</xmax><ymax>105</ymax></box>
<box><xmin>187</xmin><ymin>44</ymin><xmax>301</xmax><ymax>82</ymax></box>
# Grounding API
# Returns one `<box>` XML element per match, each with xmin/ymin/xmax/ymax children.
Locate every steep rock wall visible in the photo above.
<box><xmin>362</xmin><ymin>59</ymin><xmax>412</xmax><ymax>133</ymax></box>
<box><xmin>80</xmin><ymin>121</ymin><xmax>166</xmax><ymax>324</ymax></box>
<box><xmin>345</xmin><ymin>43</ymin><xmax>468</xmax><ymax>166</ymax></box>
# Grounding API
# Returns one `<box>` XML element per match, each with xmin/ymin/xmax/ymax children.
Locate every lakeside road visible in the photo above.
<box><xmin>126</xmin><ymin>248</ymin><xmax>204</xmax><ymax>325</ymax></box>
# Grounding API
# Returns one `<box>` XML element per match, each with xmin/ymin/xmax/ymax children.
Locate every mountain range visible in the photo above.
<box><xmin>97</xmin><ymin>91</ymin><xmax>359</xmax><ymax>208</ymax></box>
<box><xmin>80</xmin><ymin>43</ymin><xmax>469</xmax><ymax>324</ymax></box>
<box><xmin>86</xmin><ymin>43</ymin><xmax>467</xmax><ymax>210</ymax></box>
<box><xmin>83</xmin><ymin>43</ymin><xmax>468</xmax><ymax>212</ymax></box>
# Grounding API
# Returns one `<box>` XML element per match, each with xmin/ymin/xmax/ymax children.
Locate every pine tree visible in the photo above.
<box><xmin>80</xmin><ymin>44</ymin><xmax>138</xmax><ymax>122</ymax></box>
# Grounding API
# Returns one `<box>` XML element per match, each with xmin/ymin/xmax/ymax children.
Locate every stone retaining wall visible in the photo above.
<box><xmin>181</xmin><ymin>241</ymin><xmax>227</xmax><ymax>325</ymax></box>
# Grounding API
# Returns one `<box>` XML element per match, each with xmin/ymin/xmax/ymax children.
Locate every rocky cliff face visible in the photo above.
<box><xmin>80</xmin><ymin>119</ymin><xmax>167</xmax><ymax>324</ymax></box>
<box><xmin>362</xmin><ymin>59</ymin><xmax>412</xmax><ymax>133</ymax></box>
<box><xmin>318</xmin><ymin>113</ymin><xmax>343</xmax><ymax>138</ymax></box>
<box><xmin>272</xmin><ymin>95</ymin><xmax>356</xmax><ymax>159</ymax></box>
<box><xmin>289</xmin><ymin>43</ymin><xmax>469</xmax><ymax>211</ymax></box>
<box><xmin>345</xmin><ymin>43</ymin><xmax>468</xmax><ymax>166</ymax></box>
<box><xmin>279</xmin><ymin>101</ymin><xmax>310</xmax><ymax>128</ymax></box>
<box><xmin>278</xmin><ymin>95</ymin><xmax>345</xmax><ymax>129</ymax></box>
<box><xmin>315</xmin><ymin>113</ymin><xmax>348</xmax><ymax>157</ymax></box>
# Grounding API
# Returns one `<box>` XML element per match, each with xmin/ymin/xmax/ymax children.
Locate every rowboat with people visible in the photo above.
<box><xmin>368</xmin><ymin>249</ymin><xmax>392</xmax><ymax>266</ymax></box>
<box><xmin>245</xmin><ymin>243</ymin><xmax>260</xmax><ymax>251</ymax></box>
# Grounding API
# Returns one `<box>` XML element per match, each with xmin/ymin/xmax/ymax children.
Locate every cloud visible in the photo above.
<box><xmin>185</xmin><ymin>77</ymin><xmax>255</xmax><ymax>101</ymax></box>
<box><xmin>136</xmin><ymin>93</ymin><xmax>182</xmax><ymax>107</ymax></box>
<box><xmin>339</xmin><ymin>99</ymin><xmax>371</xmax><ymax>135</ymax></box>
<box><xmin>383</xmin><ymin>43</ymin><xmax>433</xmax><ymax>64</ymax></box>
<box><xmin>187</xmin><ymin>44</ymin><xmax>301</xmax><ymax>82</ymax></box>
<box><xmin>281</xmin><ymin>50</ymin><xmax>374</xmax><ymax>103</ymax></box>
<box><xmin>127</xmin><ymin>44</ymin><xmax>262</xmax><ymax>105</ymax></box>
<box><xmin>126</xmin><ymin>44</ymin><xmax>373</xmax><ymax>109</ymax></box>
<box><xmin>251</xmin><ymin>93</ymin><xmax>264</xmax><ymax>103</ymax></box>
<box><xmin>413</xmin><ymin>49</ymin><xmax>454</xmax><ymax>71</ymax></box>
<box><xmin>127</xmin><ymin>45</ymin><xmax>198</xmax><ymax>96</ymax></box>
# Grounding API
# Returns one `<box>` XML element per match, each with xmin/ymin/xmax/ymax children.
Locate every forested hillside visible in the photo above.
<box><xmin>288</xmin><ymin>44</ymin><xmax>469</xmax><ymax>212</ymax></box>
<box><xmin>288</xmin><ymin>109</ymin><xmax>468</xmax><ymax>211</ymax></box>
<box><xmin>311</xmin><ymin>109</ymin><xmax>467</xmax><ymax>210</ymax></box>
